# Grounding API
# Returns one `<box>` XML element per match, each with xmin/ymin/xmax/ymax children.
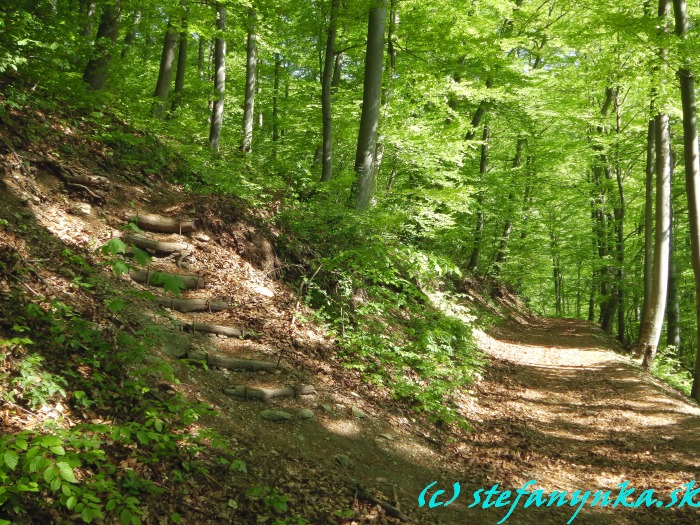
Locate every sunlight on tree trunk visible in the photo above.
<box><xmin>241</xmin><ymin>8</ymin><xmax>257</xmax><ymax>153</ymax></box>
<box><xmin>209</xmin><ymin>3</ymin><xmax>226</xmax><ymax>153</ymax></box>
<box><xmin>351</xmin><ymin>0</ymin><xmax>388</xmax><ymax>211</ymax></box>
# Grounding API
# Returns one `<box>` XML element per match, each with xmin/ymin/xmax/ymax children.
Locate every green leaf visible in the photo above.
<box><xmin>14</xmin><ymin>438</ymin><xmax>28</xmax><ymax>451</ymax></box>
<box><xmin>120</xmin><ymin>508</ymin><xmax>132</xmax><ymax>525</ymax></box>
<box><xmin>50</xmin><ymin>445</ymin><xmax>66</xmax><ymax>456</ymax></box>
<box><xmin>50</xmin><ymin>477</ymin><xmax>61</xmax><ymax>491</ymax></box>
<box><xmin>111</xmin><ymin>260</ymin><xmax>130</xmax><ymax>276</ymax></box>
<box><xmin>171</xmin><ymin>513</ymin><xmax>181</xmax><ymax>523</ymax></box>
<box><xmin>101</xmin><ymin>238</ymin><xmax>127</xmax><ymax>256</ymax></box>
<box><xmin>57</xmin><ymin>461</ymin><xmax>77</xmax><ymax>483</ymax></box>
<box><xmin>132</xmin><ymin>246</ymin><xmax>151</xmax><ymax>267</ymax></box>
<box><xmin>3</xmin><ymin>450</ymin><xmax>18</xmax><ymax>470</ymax></box>
<box><xmin>66</xmin><ymin>495</ymin><xmax>77</xmax><ymax>510</ymax></box>
<box><xmin>107</xmin><ymin>299</ymin><xmax>126</xmax><ymax>313</ymax></box>
<box><xmin>82</xmin><ymin>507</ymin><xmax>94</xmax><ymax>523</ymax></box>
<box><xmin>43</xmin><ymin>464</ymin><xmax>56</xmax><ymax>482</ymax></box>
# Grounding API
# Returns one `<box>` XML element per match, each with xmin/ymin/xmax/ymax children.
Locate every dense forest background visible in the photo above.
<box><xmin>4</xmin><ymin>0</ymin><xmax>700</xmax><ymax>396</ymax></box>
<box><xmin>2</xmin><ymin>0</ymin><xmax>700</xmax><ymax>521</ymax></box>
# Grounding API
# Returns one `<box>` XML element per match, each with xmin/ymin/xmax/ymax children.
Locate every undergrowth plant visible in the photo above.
<box><xmin>278</xmin><ymin>200</ymin><xmax>482</xmax><ymax>426</ymax></box>
<box><xmin>0</xmin><ymin>283</ymin><xmax>239</xmax><ymax>524</ymax></box>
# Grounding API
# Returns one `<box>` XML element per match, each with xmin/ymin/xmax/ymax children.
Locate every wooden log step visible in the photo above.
<box><xmin>188</xmin><ymin>351</ymin><xmax>278</xmax><ymax>371</ymax></box>
<box><xmin>224</xmin><ymin>385</ymin><xmax>316</xmax><ymax>402</ymax></box>
<box><xmin>130</xmin><ymin>212</ymin><xmax>196</xmax><ymax>234</ymax></box>
<box><xmin>112</xmin><ymin>231</ymin><xmax>194</xmax><ymax>254</ymax></box>
<box><xmin>156</xmin><ymin>297</ymin><xmax>228</xmax><ymax>313</ymax></box>
<box><xmin>180</xmin><ymin>322</ymin><xmax>256</xmax><ymax>339</ymax></box>
<box><xmin>129</xmin><ymin>270</ymin><xmax>205</xmax><ymax>290</ymax></box>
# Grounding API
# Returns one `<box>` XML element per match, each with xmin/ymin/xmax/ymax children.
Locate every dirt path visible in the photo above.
<box><xmin>441</xmin><ymin>318</ymin><xmax>700</xmax><ymax>525</ymax></box>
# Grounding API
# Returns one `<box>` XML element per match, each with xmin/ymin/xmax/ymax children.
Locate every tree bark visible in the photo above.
<box><xmin>171</xmin><ymin>8</ymin><xmax>189</xmax><ymax>114</ymax></box>
<box><xmin>153</xmin><ymin>19</ymin><xmax>179</xmax><ymax>118</ymax></box>
<box><xmin>639</xmin><ymin>119</ymin><xmax>656</xmax><ymax>332</ymax></box>
<box><xmin>209</xmin><ymin>3</ymin><xmax>226</xmax><ymax>153</ymax></box>
<box><xmin>666</xmin><ymin>172</ymin><xmax>681</xmax><ymax>352</ymax></box>
<box><xmin>493</xmin><ymin>138</ymin><xmax>526</xmax><ymax>276</ymax></box>
<box><xmin>129</xmin><ymin>212</ymin><xmax>196</xmax><ymax>233</ymax></box>
<box><xmin>224</xmin><ymin>385</ymin><xmax>316</xmax><ymax>401</ymax></box>
<box><xmin>351</xmin><ymin>0</ymin><xmax>388</xmax><ymax>211</ymax></box>
<box><xmin>82</xmin><ymin>0</ymin><xmax>120</xmax><ymax>90</ymax></box>
<box><xmin>156</xmin><ymin>297</ymin><xmax>228</xmax><ymax>313</ymax></box>
<box><xmin>672</xmin><ymin>0</ymin><xmax>700</xmax><ymax>399</ymax></box>
<box><xmin>320</xmin><ymin>0</ymin><xmax>340</xmax><ymax>182</ymax></box>
<box><xmin>197</xmin><ymin>35</ymin><xmax>206</xmax><ymax>79</ymax></box>
<box><xmin>81</xmin><ymin>0</ymin><xmax>97</xmax><ymax>38</ymax></box>
<box><xmin>639</xmin><ymin>114</ymin><xmax>671</xmax><ymax>370</ymax></box>
<box><xmin>467</xmin><ymin>125</ymin><xmax>489</xmax><ymax>272</ymax></box>
<box><xmin>273</xmin><ymin>53</ymin><xmax>281</xmax><ymax>145</ymax></box>
<box><xmin>120</xmin><ymin>10</ymin><xmax>140</xmax><ymax>58</ymax></box>
<box><xmin>241</xmin><ymin>8</ymin><xmax>257</xmax><ymax>153</ymax></box>
<box><xmin>129</xmin><ymin>270</ymin><xmax>205</xmax><ymax>290</ymax></box>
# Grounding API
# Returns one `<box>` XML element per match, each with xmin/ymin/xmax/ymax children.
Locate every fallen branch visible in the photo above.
<box><xmin>355</xmin><ymin>484</ymin><xmax>418</xmax><ymax>524</ymax></box>
<box><xmin>188</xmin><ymin>351</ymin><xmax>279</xmax><ymax>371</ymax></box>
<box><xmin>112</xmin><ymin>231</ymin><xmax>194</xmax><ymax>254</ymax></box>
<box><xmin>155</xmin><ymin>297</ymin><xmax>228</xmax><ymax>313</ymax></box>
<box><xmin>130</xmin><ymin>212</ymin><xmax>196</xmax><ymax>234</ymax></box>
<box><xmin>180</xmin><ymin>322</ymin><xmax>255</xmax><ymax>338</ymax></box>
<box><xmin>34</xmin><ymin>157</ymin><xmax>109</xmax><ymax>186</ymax></box>
<box><xmin>224</xmin><ymin>384</ymin><xmax>316</xmax><ymax>401</ymax></box>
<box><xmin>129</xmin><ymin>270</ymin><xmax>205</xmax><ymax>290</ymax></box>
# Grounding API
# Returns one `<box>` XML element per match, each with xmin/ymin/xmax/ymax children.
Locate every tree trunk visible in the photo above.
<box><xmin>672</xmin><ymin>0</ymin><xmax>700</xmax><ymax>400</ymax></box>
<box><xmin>639</xmin><ymin>119</ymin><xmax>656</xmax><ymax>334</ymax></box>
<box><xmin>241</xmin><ymin>8</ymin><xmax>257</xmax><ymax>153</ymax></box>
<box><xmin>81</xmin><ymin>0</ymin><xmax>97</xmax><ymax>38</ymax></box>
<box><xmin>467</xmin><ymin>125</ymin><xmax>489</xmax><ymax>272</ymax></box>
<box><xmin>666</xmin><ymin>170</ymin><xmax>681</xmax><ymax>352</ymax></box>
<box><xmin>209</xmin><ymin>3</ymin><xmax>226</xmax><ymax>153</ymax></box>
<box><xmin>197</xmin><ymin>35</ymin><xmax>206</xmax><ymax>79</ymax></box>
<box><xmin>320</xmin><ymin>0</ymin><xmax>340</xmax><ymax>182</ymax></box>
<box><xmin>170</xmin><ymin>9</ymin><xmax>189</xmax><ymax>114</ymax></box>
<box><xmin>493</xmin><ymin>138</ymin><xmax>526</xmax><ymax>276</ymax></box>
<box><xmin>82</xmin><ymin>0</ymin><xmax>120</xmax><ymax>90</ymax></box>
<box><xmin>273</xmin><ymin>53</ymin><xmax>281</xmax><ymax>145</ymax></box>
<box><xmin>638</xmin><ymin>113</ymin><xmax>671</xmax><ymax>370</ymax></box>
<box><xmin>614</xmin><ymin>90</ymin><xmax>627</xmax><ymax>345</ymax></box>
<box><xmin>153</xmin><ymin>20</ymin><xmax>178</xmax><ymax>118</ymax></box>
<box><xmin>331</xmin><ymin>23</ymin><xmax>349</xmax><ymax>91</ymax></box>
<box><xmin>120</xmin><ymin>10</ymin><xmax>140</xmax><ymax>58</ymax></box>
<box><xmin>351</xmin><ymin>0</ymin><xmax>388</xmax><ymax>211</ymax></box>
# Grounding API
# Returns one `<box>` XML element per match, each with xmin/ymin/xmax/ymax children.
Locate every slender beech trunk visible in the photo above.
<box><xmin>197</xmin><ymin>36</ymin><xmax>206</xmax><ymax>80</ymax></box>
<box><xmin>272</xmin><ymin>53</ymin><xmax>281</xmax><ymax>150</ymax></box>
<box><xmin>209</xmin><ymin>3</ymin><xmax>226</xmax><ymax>153</ymax></box>
<box><xmin>153</xmin><ymin>20</ymin><xmax>179</xmax><ymax>117</ymax></box>
<box><xmin>493</xmin><ymin>138</ymin><xmax>526</xmax><ymax>276</ymax></box>
<box><xmin>241</xmin><ymin>8</ymin><xmax>257</xmax><ymax>153</ymax></box>
<box><xmin>640</xmin><ymin>119</ymin><xmax>656</xmax><ymax>336</ymax></box>
<box><xmin>672</xmin><ymin>0</ymin><xmax>700</xmax><ymax>399</ymax></box>
<box><xmin>171</xmin><ymin>9</ymin><xmax>189</xmax><ymax>114</ymax></box>
<box><xmin>614</xmin><ymin>90</ymin><xmax>627</xmax><ymax>344</ymax></box>
<box><xmin>639</xmin><ymin>114</ymin><xmax>671</xmax><ymax>370</ymax></box>
<box><xmin>551</xmin><ymin>231</ymin><xmax>563</xmax><ymax>316</ymax></box>
<box><xmin>320</xmin><ymin>0</ymin><xmax>340</xmax><ymax>182</ymax></box>
<box><xmin>120</xmin><ymin>10</ymin><xmax>140</xmax><ymax>58</ymax></box>
<box><xmin>81</xmin><ymin>0</ymin><xmax>96</xmax><ymax>38</ymax></box>
<box><xmin>331</xmin><ymin>23</ymin><xmax>348</xmax><ymax>91</ymax></box>
<box><xmin>352</xmin><ymin>0</ymin><xmax>388</xmax><ymax>211</ymax></box>
<box><xmin>667</xmin><ymin>167</ymin><xmax>681</xmax><ymax>352</ymax></box>
<box><xmin>82</xmin><ymin>0</ymin><xmax>120</xmax><ymax>90</ymax></box>
<box><xmin>467</xmin><ymin>125</ymin><xmax>490</xmax><ymax>272</ymax></box>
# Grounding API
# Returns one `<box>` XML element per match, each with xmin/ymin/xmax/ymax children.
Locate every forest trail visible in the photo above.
<box><xmin>446</xmin><ymin>318</ymin><xmax>700</xmax><ymax>525</ymax></box>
